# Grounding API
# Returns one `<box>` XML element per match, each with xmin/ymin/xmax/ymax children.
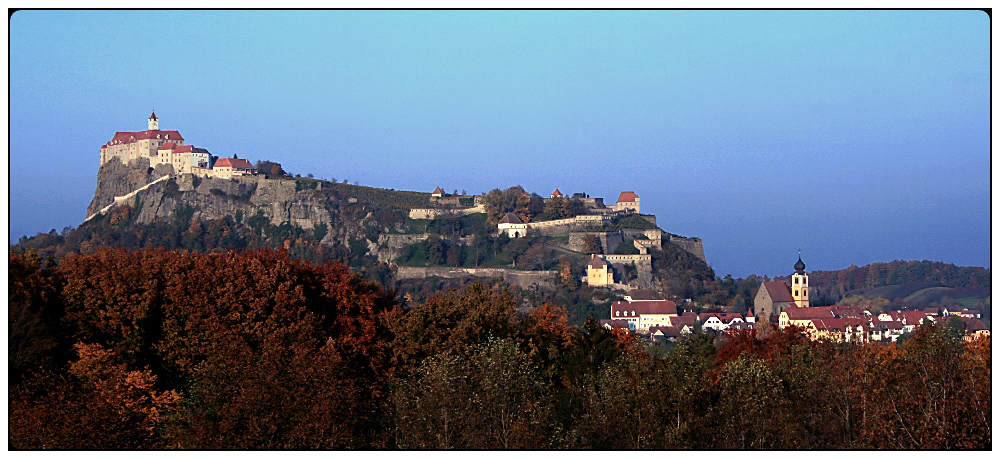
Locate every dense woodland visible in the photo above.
<box><xmin>10</xmin><ymin>248</ymin><xmax>991</xmax><ymax>449</ymax></box>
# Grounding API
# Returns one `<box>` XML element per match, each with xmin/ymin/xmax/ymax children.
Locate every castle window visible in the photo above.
<box><xmin>794</xmin><ymin>277</ymin><xmax>799</xmax><ymax>284</ymax></box>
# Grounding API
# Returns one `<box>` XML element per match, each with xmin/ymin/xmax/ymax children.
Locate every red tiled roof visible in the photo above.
<box><xmin>669</xmin><ymin>314</ymin><xmax>697</xmax><ymax>327</ymax></box>
<box><xmin>149</xmin><ymin>112</ymin><xmax>157</xmax><ymax>120</ymax></box>
<box><xmin>432</xmin><ymin>186</ymin><xmax>445</xmax><ymax>195</ymax></box>
<box><xmin>699</xmin><ymin>312</ymin><xmax>745</xmax><ymax>322</ymax></box>
<box><xmin>499</xmin><ymin>212</ymin><xmax>523</xmax><ymax>224</ymax></box>
<box><xmin>611</xmin><ymin>300</ymin><xmax>678</xmax><ymax>317</ymax></box>
<box><xmin>899</xmin><ymin>310</ymin><xmax>930</xmax><ymax>325</ymax></box>
<box><xmin>551</xmin><ymin>189</ymin><xmax>562</xmax><ymax>197</ymax></box>
<box><xmin>964</xmin><ymin>318</ymin><xmax>988</xmax><ymax>332</ymax></box>
<box><xmin>107</xmin><ymin>130</ymin><xmax>184</xmax><ymax>145</ymax></box>
<box><xmin>587</xmin><ymin>254</ymin><xmax>607</xmax><ymax>269</ymax></box>
<box><xmin>762</xmin><ymin>281</ymin><xmax>794</xmax><ymax>303</ymax></box>
<box><xmin>174</xmin><ymin>145</ymin><xmax>193</xmax><ymax>153</ymax></box>
<box><xmin>158</xmin><ymin>142</ymin><xmax>177</xmax><ymax>150</ymax></box>
<box><xmin>783</xmin><ymin>308</ymin><xmax>835</xmax><ymax>320</ymax></box>
<box><xmin>617</xmin><ymin>191</ymin><xmax>638</xmax><ymax>203</ymax></box>
<box><xmin>214</xmin><ymin>157</ymin><xmax>254</xmax><ymax>169</ymax></box>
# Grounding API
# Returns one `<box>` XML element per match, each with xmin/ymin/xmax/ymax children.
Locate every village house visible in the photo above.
<box><xmin>610</xmin><ymin>299</ymin><xmax>678</xmax><ymax>333</ymax></box>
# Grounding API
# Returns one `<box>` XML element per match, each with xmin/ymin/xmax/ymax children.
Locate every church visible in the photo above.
<box><xmin>753</xmin><ymin>254</ymin><xmax>810</xmax><ymax>321</ymax></box>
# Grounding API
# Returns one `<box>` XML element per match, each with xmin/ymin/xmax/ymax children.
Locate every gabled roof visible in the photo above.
<box><xmin>498</xmin><ymin>212</ymin><xmax>523</xmax><ymax>224</ymax></box>
<box><xmin>587</xmin><ymin>254</ymin><xmax>607</xmax><ymax>269</ymax></box>
<box><xmin>649</xmin><ymin>326</ymin><xmax>681</xmax><ymax>337</ymax></box>
<box><xmin>964</xmin><ymin>318</ymin><xmax>988</xmax><ymax>332</ymax></box>
<box><xmin>625</xmin><ymin>289</ymin><xmax>665</xmax><ymax>301</ymax></box>
<box><xmin>432</xmin><ymin>186</ymin><xmax>445</xmax><ymax>195</ymax></box>
<box><xmin>669</xmin><ymin>313</ymin><xmax>697</xmax><ymax>327</ymax></box>
<box><xmin>611</xmin><ymin>300</ymin><xmax>678</xmax><ymax>317</ymax></box>
<box><xmin>600</xmin><ymin>319</ymin><xmax>630</xmax><ymax>329</ymax></box>
<box><xmin>617</xmin><ymin>191</ymin><xmax>638</xmax><ymax>203</ymax></box>
<box><xmin>107</xmin><ymin>130</ymin><xmax>184</xmax><ymax>145</ymax></box>
<box><xmin>215</xmin><ymin>157</ymin><xmax>254</xmax><ymax>169</ymax></box>
<box><xmin>551</xmin><ymin>189</ymin><xmax>563</xmax><ymax>197</ymax></box>
<box><xmin>783</xmin><ymin>307</ymin><xmax>835</xmax><ymax>320</ymax></box>
<box><xmin>699</xmin><ymin>312</ymin><xmax>744</xmax><ymax>322</ymax></box>
<box><xmin>761</xmin><ymin>281</ymin><xmax>794</xmax><ymax>303</ymax></box>
<box><xmin>158</xmin><ymin>142</ymin><xmax>177</xmax><ymax>150</ymax></box>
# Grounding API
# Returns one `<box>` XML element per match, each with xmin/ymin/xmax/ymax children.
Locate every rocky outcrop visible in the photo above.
<box><xmin>86</xmin><ymin>157</ymin><xmax>173</xmax><ymax>218</ymax></box>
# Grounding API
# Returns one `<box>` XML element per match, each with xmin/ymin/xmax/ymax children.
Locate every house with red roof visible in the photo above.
<box><xmin>207</xmin><ymin>156</ymin><xmax>257</xmax><ymax>179</ymax></box>
<box><xmin>497</xmin><ymin>212</ymin><xmax>528</xmax><ymax>238</ymax></box>
<box><xmin>610</xmin><ymin>299</ymin><xmax>678</xmax><ymax>332</ymax></box>
<box><xmin>612</xmin><ymin>191</ymin><xmax>640</xmax><ymax>213</ymax></box>
<box><xmin>550</xmin><ymin>189</ymin><xmax>563</xmax><ymax>198</ymax></box>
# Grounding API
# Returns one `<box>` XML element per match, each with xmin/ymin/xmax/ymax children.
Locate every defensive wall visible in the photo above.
<box><xmin>395</xmin><ymin>266</ymin><xmax>557</xmax><ymax>290</ymax></box>
<box><xmin>568</xmin><ymin>231</ymin><xmax>624</xmax><ymax>254</ymax></box>
<box><xmin>667</xmin><ymin>234</ymin><xmax>707</xmax><ymax>262</ymax></box>
<box><xmin>408</xmin><ymin>205</ymin><xmax>485</xmax><ymax>220</ymax></box>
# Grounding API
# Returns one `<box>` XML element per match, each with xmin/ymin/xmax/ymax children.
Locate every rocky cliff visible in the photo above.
<box><xmin>86</xmin><ymin>157</ymin><xmax>173</xmax><ymax>218</ymax></box>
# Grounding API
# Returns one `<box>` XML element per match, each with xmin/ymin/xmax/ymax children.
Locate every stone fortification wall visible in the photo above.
<box><xmin>668</xmin><ymin>234</ymin><xmax>707</xmax><ymax>262</ymax></box>
<box><xmin>568</xmin><ymin>231</ymin><xmax>624</xmax><ymax>254</ymax></box>
<box><xmin>395</xmin><ymin>266</ymin><xmax>557</xmax><ymax>289</ymax></box>
<box><xmin>408</xmin><ymin>205</ymin><xmax>485</xmax><ymax>220</ymax></box>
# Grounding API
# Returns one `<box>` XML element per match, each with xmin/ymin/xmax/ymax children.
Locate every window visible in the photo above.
<box><xmin>794</xmin><ymin>290</ymin><xmax>798</xmax><ymax>296</ymax></box>
<box><xmin>794</xmin><ymin>277</ymin><xmax>799</xmax><ymax>284</ymax></box>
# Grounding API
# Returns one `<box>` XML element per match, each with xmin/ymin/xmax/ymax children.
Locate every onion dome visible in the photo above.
<box><xmin>794</xmin><ymin>255</ymin><xmax>806</xmax><ymax>274</ymax></box>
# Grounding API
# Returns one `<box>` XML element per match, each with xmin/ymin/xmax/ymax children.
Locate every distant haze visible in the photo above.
<box><xmin>9</xmin><ymin>10</ymin><xmax>990</xmax><ymax>278</ymax></box>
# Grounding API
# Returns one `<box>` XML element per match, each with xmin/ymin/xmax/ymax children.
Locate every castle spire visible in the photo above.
<box><xmin>148</xmin><ymin>111</ymin><xmax>159</xmax><ymax>131</ymax></box>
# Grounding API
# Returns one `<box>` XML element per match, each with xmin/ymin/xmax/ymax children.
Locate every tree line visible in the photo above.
<box><xmin>10</xmin><ymin>248</ymin><xmax>990</xmax><ymax>449</ymax></box>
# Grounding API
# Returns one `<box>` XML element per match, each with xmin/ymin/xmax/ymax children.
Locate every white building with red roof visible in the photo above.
<box><xmin>610</xmin><ymin>299</ymin><xmax>678</xmax><ymax>332</ymax></box>
<box><xmin>100</xmin><ymin>112</ymin><xmax>187</xmax><ymax>166</ymax></box>
<box><xmin>497</xmin><ymin>212</ymin><xmax>528</xmax><ymax>238</ymax></box>
<box><xmin>612</xmin><ymin>191</ymin><xmax>640</xmax><ymax>213</ymax></box>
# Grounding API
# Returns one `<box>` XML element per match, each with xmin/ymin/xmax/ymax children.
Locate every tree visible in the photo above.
<box><xmin>581</xmin><ymin>235</ymin><xmax>601</xmax><ymax>254</ymax></box>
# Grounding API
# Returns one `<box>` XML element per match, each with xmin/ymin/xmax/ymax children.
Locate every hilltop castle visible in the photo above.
<box><xmin>100</xmin><ymin>113</ymin><xmax>256</xmax><ymax>179</ymax></box>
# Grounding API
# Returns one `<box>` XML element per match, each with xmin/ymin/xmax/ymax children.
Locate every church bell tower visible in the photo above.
<box><xmin>791</xmin><ymin>252</ymin><xmax>809</xmax><ymax>307</ymax></box>
<box><xmin>148</xmin><ymin>112</ymin><xmax>159</xmax><ymax>131</ymax></box>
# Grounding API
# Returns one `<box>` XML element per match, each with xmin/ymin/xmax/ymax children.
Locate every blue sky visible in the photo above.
<box><xmin>9</xmin><ymin>10</ymin><xmax>990</xmax><ymax>278</ymax></box>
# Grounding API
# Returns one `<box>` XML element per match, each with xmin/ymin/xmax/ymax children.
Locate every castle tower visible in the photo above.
<box><xmin>148</xmin><ymin>112</ymin><xmax>159</xmax><ymax>131</ymax></box>
<box><xmin>790</xmin><ymin>252</ymin><xmax>809</xmax><ymax>307</ymax></box>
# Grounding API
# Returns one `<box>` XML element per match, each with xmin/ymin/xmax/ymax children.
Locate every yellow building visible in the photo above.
<box><xmin>586</xmin><ymin>254</ymin><xmax>614</xmax><ymax>286</ymax></box>
<box><xmin>791</xmin><ymin>254</ymin><xmax>810</xmax><ymax>307</ymax></box>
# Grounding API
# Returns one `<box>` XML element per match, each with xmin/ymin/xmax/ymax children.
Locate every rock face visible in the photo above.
<box><xmin>86</xmin><ymin>157</ymin><xmax>174</xmax><ymax>218</ymax></box>
<box><xmin>87</xmin><ymin>158</ymin><xmax>372</xmax><ymax>249</ymax></box>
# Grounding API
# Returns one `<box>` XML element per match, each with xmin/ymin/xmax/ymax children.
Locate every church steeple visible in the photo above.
<box><xmin>148</xmin><ymin>111</ymin><xmax>159</xmax><ymax>131</ymax></box>
<box><xmin>791</xmin><ymin>251</ymin><xmax>809</xmax><ymax>307</ymax></box>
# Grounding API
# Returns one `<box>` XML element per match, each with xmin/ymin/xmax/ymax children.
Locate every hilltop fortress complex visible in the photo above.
<box><xmin>100</xmin><ymin>113</ymin><xmax>256</xmax><ymax>179</ymax></box>
<box><xmin>91</xmin><ymin>113</ymin><xmax>706</xmax><ymax>292</ymax></box>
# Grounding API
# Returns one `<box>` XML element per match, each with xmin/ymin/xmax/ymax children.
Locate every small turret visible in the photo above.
<box><xmin>148</xmin><ymin>112</ymin><xmax>159</xmax><ymax>130</ymax></box>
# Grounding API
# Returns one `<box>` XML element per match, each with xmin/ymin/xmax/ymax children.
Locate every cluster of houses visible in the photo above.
<box><xmin>101</xmin><ymin>113</ymin><xmax>258</xmax><ymax>179</ymax></box>
<box><xmin>599</xmin><ymin>289</ymin><xmax>758</xmax><ymax>343</ymax></box>
<box><xmin>601</xmin><ymin>255</ymin><xmax>990</xmax><ymax>344</ymax></box>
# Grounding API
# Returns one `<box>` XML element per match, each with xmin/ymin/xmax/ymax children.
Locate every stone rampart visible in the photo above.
<box><xmin>395</xmin><ymin>266</ymin><xmax>557</xmax><ymax>289</ymax></box>
<box><xmin>408</xmin><ymin>205</ymin><xmax>485</xmax><ymax>220</ymax></box>
<box><xmin>668</xmin><ymin>234</ymin><xmax>707</xmax><ymax>262</ymax></box>
<box><xmin>568</xmin><ymin>231</ymin><xmax>624</xmax><ymax>254</ymax></box>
